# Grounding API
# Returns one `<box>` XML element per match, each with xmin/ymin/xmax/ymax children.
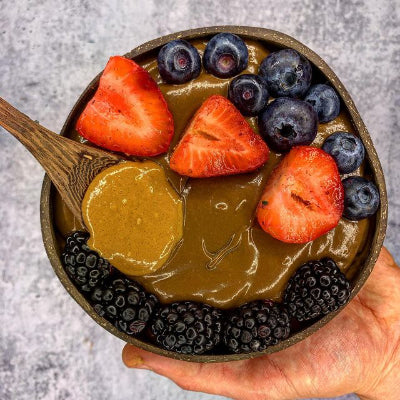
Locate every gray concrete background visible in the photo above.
<box><xmin>0</xmin><ymin>1</ymin><xmax>399</xmax><ymax>399</ymax></box>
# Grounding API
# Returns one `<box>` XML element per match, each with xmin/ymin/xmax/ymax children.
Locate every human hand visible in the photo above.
<box><xmin>122</xmin><ymin>247</ymin><xmax>400</xmax><ymax>400</ymax></box>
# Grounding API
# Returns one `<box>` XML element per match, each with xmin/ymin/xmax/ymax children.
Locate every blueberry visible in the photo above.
<box><xmin>342</xmin><ymin>177</ymin><xmax>380</xmax><ymax>220</ymax></box>
<box><xmin>322</xmin><ymin>132</ymin><xmax>365</xmax><ymax>174</ymax></box>
<box><xmin>258</xmin><ymin>97</ymin><xmax>318</xmax><ymax>153</ymax></box>
<box><xmin>157</xmin><ymin>39</ymin><xmax>201</xmax><ymax>84</ymax></box>
<box><xmin>228</xmin><ymin>74</ymin><xmax>269</xmax><ymax>116</ymax></box>
<box><xmin>259</xmin><ymin>49</ymin><xmax>312</xmax><ymax>98</ymax></box>
<box><xmin>304</xmin><ymin>84</ymin><xmax>340</xmax><ymax>123</ymax></box>
<box><xmin>203</xmin><ymin>33</ymin><xmax>248</xmax><ymax>79</ymax></box>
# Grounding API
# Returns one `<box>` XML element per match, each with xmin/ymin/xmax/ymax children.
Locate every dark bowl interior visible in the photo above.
<box><xmin>40</xmin><ymin>26</ymin><xmax>387</xmax><ymax>362</ymax></box>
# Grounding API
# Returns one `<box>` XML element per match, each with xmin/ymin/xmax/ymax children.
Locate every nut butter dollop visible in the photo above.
<box><xmin>81</xmin><ymin>161</ymin><xmax>183</xmax><ymax>276</ymax></box>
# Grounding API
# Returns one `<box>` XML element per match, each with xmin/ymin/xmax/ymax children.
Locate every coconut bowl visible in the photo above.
<box><xmin>40</xmin><ymin>26</ymin><xmax>388</xmax><ymax>362</ymax></box>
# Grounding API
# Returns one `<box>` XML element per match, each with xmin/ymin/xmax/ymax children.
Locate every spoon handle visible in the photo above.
<box><xmin>0</xmin><ymin>97</ymin><xmax>77</xmax><ymax>170</ymax></box>
<box><xmin>0</xmin><ymin>97</ymin><xmax>121</xmax><ymax>224</ymax></box>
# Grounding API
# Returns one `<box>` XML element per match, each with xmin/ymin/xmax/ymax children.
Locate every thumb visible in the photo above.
<box><xmin>122</xmin><ymin>344</ymin><xmax>261</xmax><ymax>399</ymax></box>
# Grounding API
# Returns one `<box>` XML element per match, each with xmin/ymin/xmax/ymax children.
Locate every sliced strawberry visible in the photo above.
<box><xmin>169</xmin><ymin>95</ymin><xmax>269</xmax><ymax>177</ymax></box>
<box><xmin>76</xmin><ymin>56</ymin><xmax>174</xmax><ymax>156</ymax></box>
<box><xmin>256</xmin><ymin>146</ymin><xmax>344</xmax><ymax>243</ymax></box>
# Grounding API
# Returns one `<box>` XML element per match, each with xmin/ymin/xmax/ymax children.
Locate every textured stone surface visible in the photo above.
<box><xmin>0</xmin><ymin>1</ymin><xmax>399</xmax><ymax>399</ymax></box>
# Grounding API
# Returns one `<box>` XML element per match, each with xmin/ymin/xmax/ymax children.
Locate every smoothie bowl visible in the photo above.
<box><xmin>40</xmin><ymin>26</ymin><xmax>387</xmax><ymax>362</ymax></box>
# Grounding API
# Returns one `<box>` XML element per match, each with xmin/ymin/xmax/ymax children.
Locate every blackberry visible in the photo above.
<box><xmin>90</xmin><ymin>275</ymin><xmax>158</xmax><ymax>336</ymax></box>
<box><xmin>151</xmin><ymin>301</ymin><xmax>223</xmax><ymax>355</ymax></box>
<box><xmin>62</xmin><ymin>231</ymin><xmax>112</xmax><ymax>296</ymax></box>
<box><xmin>224</xmin><ymin>300</ymin><xmax>290</xmax><ymax>354</ymax></box>
<box><xmin>284</xmin><ymin>258</ymin><xmax>351</xmax><ymax>321</ymax></box>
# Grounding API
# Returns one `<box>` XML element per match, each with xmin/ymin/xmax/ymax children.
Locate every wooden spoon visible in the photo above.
<box><xmin>0</xmin><ymin>97</ymin><xmax>122</xmax><ymax>225</ymax></box>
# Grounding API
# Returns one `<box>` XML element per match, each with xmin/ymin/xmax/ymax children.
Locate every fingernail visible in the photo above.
<box><xmin>131</xmin><ymin>355</ymin><xmax>144</xmax><ymax>367</ymax></box>
<box><xmin>124</xmin><ymin>353</ymin><xmax>145</xmax><ymax>368</ymax></box>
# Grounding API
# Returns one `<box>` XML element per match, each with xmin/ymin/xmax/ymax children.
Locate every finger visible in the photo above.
<box><xmin>358</xmin><ymin>246</ymin><xmax>400</xmax><ymax>322</ymax></box>
<box><xmin>376</xmin><ymin>246</ymin><xmax>397</xmax><ymax>269</ymax></box>
<box><xmin>122</xmin><ymin>344</ymin><xmax>270</xmax><ymax>399</ymax></box>
<box><xmin>361</xmin><ymin>246</ymin><xmax>399</xmax><ymax>297</ymax></box>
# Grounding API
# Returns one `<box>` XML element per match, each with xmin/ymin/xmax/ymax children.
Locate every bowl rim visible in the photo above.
<box><xmin>40</xmin><ymin>25</ymin><xmax>388</xmax><ymax>363</ymax></box>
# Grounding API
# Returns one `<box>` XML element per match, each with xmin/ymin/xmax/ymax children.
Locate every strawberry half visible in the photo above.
<box><xmin>76</xmin><ymin>56</ymin><xmax>174</xmax><ymax>156</ymax></box>
<box><xmin>169</xmin><ymin>95</ymin><xmax>269</xmax><ymax>177</ymax></box>
<box><xmin>256</xmin><ymin>146</ymin><xmax>344</xmax><ymax>243</ymax></box>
